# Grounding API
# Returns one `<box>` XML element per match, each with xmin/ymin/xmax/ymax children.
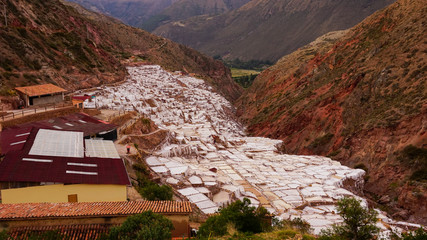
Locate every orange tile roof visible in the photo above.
<box><xmin>0</xmin><ymin>201</ymin><xmax>192</xmax><ymax>220</ymax></box>
<box><xmin>15</xmin><ymin>84</ymin><xmax>67</xmax><ymax>97</ymax></box>
<box><xmin>8</xmin><ymin>224</ymin><xmax>114</xmax><ymax>240</ymax></box>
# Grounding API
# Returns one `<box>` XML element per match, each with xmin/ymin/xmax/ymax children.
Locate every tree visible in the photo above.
<box><xmin>139</xmin><ymin>184</ymin><xmax>173</xmax><ymax>201</ymax></box>
<box><xmin>319</xmin><ymin>197</ymin><xmax>379</xmax><ymax>240</ymax></box>
<box><xmin>108</xmin><ymin>211</ymin><xmax>174</xmax><ymax>240</ymax></box>
<box><xmin>134</xmin><ymin>171</ymin><xmax>173</xmax><ymax>201</ymax></box>
<box><xmin>198</xmin><ymin>198</ymin><xmax>270</xmax><ymax>238</ymax></box>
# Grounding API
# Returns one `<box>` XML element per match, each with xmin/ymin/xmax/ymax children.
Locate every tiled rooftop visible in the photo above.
<box><xmin>0</xmin><ymin>201</ymin><xmax>192</xmax><ymax>220</ymax></box>
<box><xmin>8</xmin><ymin>224</ymin><xmax>114</xmax><ymax>240</ymax></box>
<box><xmin>15</xmin><ymin>84</ymin><xmax>67</xmax><ymax>97</ymax></box>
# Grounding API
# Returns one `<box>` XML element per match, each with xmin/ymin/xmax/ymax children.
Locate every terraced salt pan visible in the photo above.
<box><xmin>93</xmin><ymin>65</ymin><xmax>419</xmax><ymax>236</ymax></box>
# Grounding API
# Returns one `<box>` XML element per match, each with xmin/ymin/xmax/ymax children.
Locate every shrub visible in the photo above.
<box><xmin>139</xmin><ymin>184</ymin><xmax>173</xmax><ymax>201</ymax></box>
<box><xmin>198</xmin><ymin>198</ymin><xmax>270</xmax><ymax>238</ymax></box>
<box><xmin>0</xmin><ymin>231</ymin><xmax>8</xmax><ymax>240</ymax></box>
<box><xmin>197</xmin><ymin>214</ymin><xmax>228</xmax><ymax>238</ymax></box>
<box><xmin>277</xmin><ymin>229</ymin><xmax>297</xmax><ymax>238</ymax></box>
<box><xmin>354</xmin><ymin>163</ymin><xmax>368</xmax><ymax>173</ymax></box>
<box><xmin>135</xmin><ymin>171</ymin><xmax>173</xmax><ymax>201</ymax></box>
<box><xmin>302</xmin><ymin>234</ymin><xmax>316</xmax><ymax>240</ymax></box>
<box><xmin>108</xmin><ymin>211</ymin><xmax>174</xmax><ymax>240</ymax></box>
<box><xmin>318</xmin><ymin>197</ymin><xmax>379</xmax><ymax>240</ymax></box>
<box><xmin>391</xmin><ymin>228</ymin><xmax>427</xmax><ymax>240</ymax></box>
<box><xmin>274</xmin><ymin>217</ymin><xmax>311</xmax><ymax>234</ymax></box>
<box><xmin>398</xmin><ymin>145</ymin><xmax>427</xmax><ymax>182</ymax></box>
<box><xmin>132</xmin><ymin>163</ymin><xmax>149</xmax><ymax>175</ymax></box>
<box><xmin>140</xmin><ymin>118</ymin><xmax>151</xmax><ymax>125</ymax></box>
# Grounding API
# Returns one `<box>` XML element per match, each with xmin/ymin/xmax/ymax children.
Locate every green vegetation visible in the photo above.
<box><xmin>318</xmin><ymin>197</ymin><xmax>379</xmax><ymax>240</ymax></box>
<box><xmin>140</xmin><ymin>118</ymin><xmax>151</xmax><ymax>126</ymax></box>
<box><xmin>223</xmin><ymin>59</ymin><xmax>273</xmax><ymax>71</ymax></box>
<box><xmin>274</xmin><ymin>217</ymin><xmax>312</xmax><ymax>234</ymax></box>
<box><xmin>231</xmin><ymin>68</ymin><xmax>261</xmax><ymax>78</ymax></box>
<box><xmin>354</xmin><ymin>163</ymin><xmax>368</xmax><ymax>173</ymax></box>
<box><xmin>139</xmin><ymin>184</ymin><xmax>173</xmax><ymax>201</ymax></box>
<box><xmin>108</xmin><ymin>211</ymin><xmax>174</xmax><ymax>240</ymax></box>
<box><xmin>141</xmin><ymin>15</ymin><xmax>171</xmax><ymax>32</ymax></box>
<box><xmin>233</xmin><ymin>74</ymin><xmax>259</xmax><ymax>88</ymax></box>
<box><xmin>231</xmin><ymin>67</ymin><xmax>260</xmax><ymax>88</ymax></box>
<box><xmin>132</xmin><ymin>164</ymin><xmax>173</xmax><ymax>201</ymax></box>
<box><xmin>398</xmin><ymin>145</ymin><xmax>427</xmax><ymax>182</ymax></box>
<box><xmin>0</xmin><ymin>231</ymin><xmax>8</xmax><ymax>240</ymax></box>
<box><xmin>204</xmin><ymin>217</ymin><xmax>314</xmax><ymax>239</ymax></box>
<box><xmin>0</xmin><ymin>58</ymin><xmax>15</xmax><ymax>71</ymax></box>
<box><xmin>23</xmin><ymin>73</ymin><xmax>39</xmax><ymax>83</ymax></box>
<box><xmin>391</xmin><ymin>228</ymin><xmax>427</xmax><ymax>240</ymax></box>
<box><xmin>198</xmin><ymin>198</ymin><xmax>270</xmax><ymax>238</ymax></box>
<box><xmin>309</xmin><ymin>133</ymin><xmax>335</xmax><ymax>149</ymax></box>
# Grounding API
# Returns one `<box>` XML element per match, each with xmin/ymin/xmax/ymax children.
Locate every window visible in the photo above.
<box><xmin>68</xmin><ymin>194</ymin><xmax>78</xmax><ymax>202</ymax></box>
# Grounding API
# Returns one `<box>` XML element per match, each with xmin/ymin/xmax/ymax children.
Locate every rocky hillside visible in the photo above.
<box><xmin>153</xmin><ymin>0</ymin><xmax>394</xmax><ymax>61</ymax></box>
<box><xmin>237</xmin><ymin>0</ymin><xmax>426</xmax><ymax>224</ymax></box>
<box><xmin>0</xmin><ymin>0</ymin><xmax>242</xmax><ymax>101</ymax></box>
<box><xmin>66</xmin><ymin>0</ymin><xmax>178</xmax><ymax>27</ymax></box>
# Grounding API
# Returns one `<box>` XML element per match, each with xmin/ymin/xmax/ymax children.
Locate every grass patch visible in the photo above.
<box><xmin>231</xmin><ymin>68</ymin><xmax>261</xmax><ymax>78</ymax></box>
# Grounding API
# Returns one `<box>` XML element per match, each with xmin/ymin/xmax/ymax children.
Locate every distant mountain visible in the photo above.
<box><xmin>153</xmin><ymin>0</ymin><xmax>395</xmax><ymax>61</ymax></box>
<box><xmin>237</xmin><ymin>0</ymin><xmax>426</xmax><ymax>223</ymax></box>
<box><xmin>0</xmin><ymin>0</ymin><xmax>242</xmax><ymax>101</ymax></box>
<box><xmin>142</xmin><ymin>0</ymin><xmax>251</xmax><ymax>31</ymax></box>
<box><xmin>66</xmin><ymin>0</ymin><xmax>179</xmax><ymax>27</ymax></box>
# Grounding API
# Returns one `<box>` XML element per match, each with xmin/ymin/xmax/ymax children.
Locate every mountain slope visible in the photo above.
<box><xmin>142</xmin><ymin>0</ymin><xmax>250</xmax><ymax>31</ymax></box>
<box><xmin>237</xmin><ymin>0</ymin><xmax>426</xmax><ymax>223</ymax></box>
<box><xmin>0</xmin><ymin>0</ymin><xmax>242</xmax><ymax>101</ymax></box>
<box><xmin>66</xmin><ymin>0</ymin><xmax>178</xmax><ymax>27</ymax></box>
<box><xmin>153</xmin><ymin>0</ymin><xmax>395</xmax><ymax>61</ymax></box>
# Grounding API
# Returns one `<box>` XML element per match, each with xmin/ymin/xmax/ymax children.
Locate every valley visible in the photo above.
<box><xmin>88</xmin><ymin>65</ymin><xmax>420</xmax><ymax>236</ymax></box>
<box><xmin>0</xmin><ymin>0</ymin><xmax>425</xmax><ymax>237</ymax></box>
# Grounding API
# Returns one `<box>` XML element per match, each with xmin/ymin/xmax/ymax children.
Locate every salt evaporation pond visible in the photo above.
<box><xmin>92</xmin><ymin>65</ymin><xmax>420</xmax><ymax>236</ymax></box>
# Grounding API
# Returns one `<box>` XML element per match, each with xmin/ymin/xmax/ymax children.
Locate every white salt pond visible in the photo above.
<box><xmin>92</xmin><ymin>65</ymin><xmax>420</xmax><ymax>236</ymax></box>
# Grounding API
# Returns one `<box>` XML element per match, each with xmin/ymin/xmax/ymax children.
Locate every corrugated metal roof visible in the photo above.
<box><xmin>29</xmin><ymin>129</ymin><xmax>84</xmax><ymax>158</ymax></box>
<box><xmin>0</xmin><ymin>129</ymin><xmax>130</xmax><ymax>185</ymax></box>
<box><xmin>85</xmin><ymin>139</ymin><xmax>120</xmax><ymax>159</ymax></box>
<box><xmin>15</xmin><ymin>84</ymin><xmax>67</xmax><ymax>97</ymax></box>
<box><xmin>0</xmin><ymin>201</ymin><xmax>192</xmax><ymax>220</ymax></box>
<box><xmin>0</xmin><ymin>113</ymin><xmax>117</xmax><ymax>154</ymax></box>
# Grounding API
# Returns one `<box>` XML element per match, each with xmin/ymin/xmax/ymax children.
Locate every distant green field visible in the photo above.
<box><xmin>230</xmin><ymin>68</ymin><xmax>261</xmax><ymax>88</ymax></box>
<box><xmin>230</xmin><ymin>68</ymin><xmax>261</xmax><ymax>78</ymax></box>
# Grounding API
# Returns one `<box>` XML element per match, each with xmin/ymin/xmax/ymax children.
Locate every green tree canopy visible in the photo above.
<box><xmin>108</xmin><ymin>211</ymin><xmax>174</xmax><ymax>240</ymax></box>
